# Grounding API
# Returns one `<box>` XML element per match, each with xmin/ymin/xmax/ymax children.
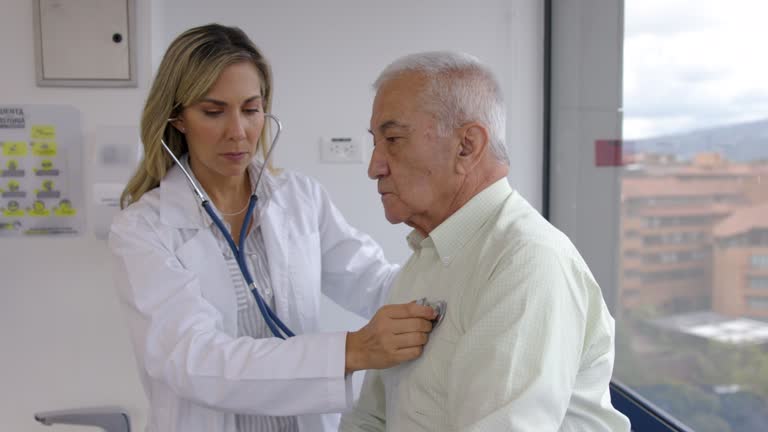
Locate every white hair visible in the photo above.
<box><xmin>373</xmin><ymin>51</ymin><xmax>508</xmax><ymax>164</ymax></box>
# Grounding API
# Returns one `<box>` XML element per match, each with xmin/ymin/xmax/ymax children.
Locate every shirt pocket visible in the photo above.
<box><xmin>407</xmin><ymin>331</ymin><xmax>458</xmax><ymax>421</ymax></box>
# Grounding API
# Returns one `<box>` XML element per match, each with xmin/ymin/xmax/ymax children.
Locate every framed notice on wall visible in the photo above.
<box><xmin>0</xmin><ymin>105</ymin><xmax>84</xmax><ymax>236</ymax></box>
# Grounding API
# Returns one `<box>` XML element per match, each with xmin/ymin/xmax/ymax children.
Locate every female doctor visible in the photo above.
<box><xmin>108</xmin><ymin>24</ymin><xmax>436</xmax><ymax>432</ymax></box>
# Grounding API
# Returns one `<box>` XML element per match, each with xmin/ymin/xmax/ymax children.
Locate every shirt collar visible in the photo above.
<box><xmin>406</xmin><ymin>230</ymin><xmax>429</xmax><ymax>251</ymax></box>
<box><xmin>406</xmin><ymin>178</ymin><xmax>513</xmax><ymax>265</ymax></box>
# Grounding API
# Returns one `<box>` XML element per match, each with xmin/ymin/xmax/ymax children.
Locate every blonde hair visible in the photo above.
<box><xmin>121</xmin><ymin>24</ymin><xmax>274</xmax><ymax>208</ymax></box>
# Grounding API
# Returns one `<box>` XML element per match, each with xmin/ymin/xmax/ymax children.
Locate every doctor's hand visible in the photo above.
<box><xmin>344</xmin><ymin>303</ymin><xmax>437</xmax><ymax>374</ymax></box>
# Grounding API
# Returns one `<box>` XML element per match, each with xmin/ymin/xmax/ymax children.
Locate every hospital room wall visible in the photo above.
<box><xmin>159</xmin><ymin>0</ymin><xmax>545</xmax><ymax>330</ymax></box>
<box><xmin>0</xmin><ymin>1</ymin><xmax>543</xmax><ymax>431</ymax></box>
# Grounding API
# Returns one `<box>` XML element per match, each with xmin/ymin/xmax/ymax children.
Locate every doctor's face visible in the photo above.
<box><xmin>368</xmin><ymin>72</ymin><xmax>461</xmax><ymax>233</ymax></box>
<box><xmin>174</xmin><ymin>61</ymin><xmax>265</xmax><ymax>181</ymax></box>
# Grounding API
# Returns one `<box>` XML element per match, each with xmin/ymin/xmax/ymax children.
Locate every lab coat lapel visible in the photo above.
<box><xmin>159</xmin><ymin>163</ymin><xmax>209</xmax><ymax>229</ymax></box>
<box><xmin>159</xmin><ymin>161</ymin><xmax>238</xmax><ymax>333</ymax></box>
<box><xmin>175</xmin><ymin>228</ymin><xmax>239</xmax><ymax>334</ymax></box>
<box><xmin>260</xmin><ymin>193</ymin><xmax>304</xmax><ymax>334</ymax></box>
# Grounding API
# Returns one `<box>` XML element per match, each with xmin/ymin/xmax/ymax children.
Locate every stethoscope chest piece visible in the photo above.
<box><xmin>416</xmin><ymin>297</ymin><xmax>447</xmax><ymax>329</ymax></box>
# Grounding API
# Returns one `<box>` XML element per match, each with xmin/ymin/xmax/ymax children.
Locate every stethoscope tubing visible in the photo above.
<box><xmin>161</xmin><ymin>113</ymin><xmax>294</xmax><ymax>339</ymax></box>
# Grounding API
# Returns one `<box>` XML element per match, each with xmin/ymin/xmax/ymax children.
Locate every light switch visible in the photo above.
<box><xmin>319</xmin><ymin>137</ymin><xmax>365</xmax><ymax>164</ymax></box>
<box><xmin>34</xmin><ymin>0</ymin><xmax>136</xmax><ymax>87</ymax></box>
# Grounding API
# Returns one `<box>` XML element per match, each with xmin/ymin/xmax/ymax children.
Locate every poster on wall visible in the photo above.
<box><xmin>0</xmin><ymin>105</ymin><xmax>84</xmax><ymax>236</ymax></box>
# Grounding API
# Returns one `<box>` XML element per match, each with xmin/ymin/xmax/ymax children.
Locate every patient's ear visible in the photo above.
<box><xmin>455</xmin><ymin>123</ymin><xmax>490</xmax><ymax>174</ymax></box>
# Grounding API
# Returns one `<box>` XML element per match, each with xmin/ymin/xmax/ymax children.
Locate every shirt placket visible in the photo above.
<box><xmin>215</xmin><ymin>223</ymin><xmax>274</xmax><ymax>310</ymax></box>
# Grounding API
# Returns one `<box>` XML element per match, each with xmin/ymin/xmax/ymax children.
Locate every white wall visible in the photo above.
<box><xmin>1</xmin><ymin>1</ymin><xmax>155</xmax><ymax>431</ymax></box>
<box><xmin>0</xmin><ymin>1</ymin><xmax>543</xmax><ymax>430</ymax></box>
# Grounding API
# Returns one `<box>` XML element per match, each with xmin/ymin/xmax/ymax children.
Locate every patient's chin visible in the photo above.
<box><xmin>383</xmin><ymin>206</ymin><xmax>408</xmax><ymax>226</ymax></box>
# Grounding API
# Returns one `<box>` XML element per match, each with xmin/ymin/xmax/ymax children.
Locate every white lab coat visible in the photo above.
<box><xmin>109</xmin><ymin>160</ymin><xmax>399</xmax><ymax>432</ymax></box>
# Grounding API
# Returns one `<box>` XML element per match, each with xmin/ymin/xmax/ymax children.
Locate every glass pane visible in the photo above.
<box><xmin>616</xmin><ymin>1</ymin><xmax>768</xmax><ymax>431</ymax></box>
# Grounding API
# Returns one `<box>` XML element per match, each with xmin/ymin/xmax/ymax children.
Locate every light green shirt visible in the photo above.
<box><xmin>340</xmin><ymin>179</ymin><xmax>630</xmax><ymax>432</ymax></box>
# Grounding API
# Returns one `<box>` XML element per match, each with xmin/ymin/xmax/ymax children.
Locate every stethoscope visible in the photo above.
<box><xmin>160</xmin><ymin>113</ymin><xmax>295</xmax><ymax>339</ymax></box>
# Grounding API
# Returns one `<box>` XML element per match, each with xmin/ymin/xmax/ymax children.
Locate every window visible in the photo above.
<box><xmin>550</xmin><ymin>1</ymin><xmax>768</xmax><ymax>430</ymax></box>
<box><xmin>617</xmin><ymin>2</ymin><xmax>768</xmax><ymax>430</ymax></box>
<box><xmin>645</xmin><ymin>217</ymin><xmax>661</xmax><ymax>228</ymax></box>
<box><xmin>624</xmin><ymin>250</ymin><xmax>640</xmax><ymax>258</ymax></box>
<box><xmin>749</xmin><ymin>230</ymin><xmax>768</xmax><ymax>246</ymax></box>
<box><xmin>642</xmin><ymin>268</ymin><xmax>705</xmax><ymax>283</ymax></box>
<box><xmin>692</xmin><ymin>250</ymin><xmax>708</xmax><ymax>261</ymax></box>
<box><xmin>751</xmin><ymin>255</ymin><xmax>768</xmax><ymax>269</ymax></box>
<box><xmin>749</xmin><ymin>277</ymin><xmax>768</xmax><ymax>290</ymax></box>
<box><xmin>644</xmin><ymin>231</ymin><xmax>708</xmax><ymax>246</ymax></box>
<box><xmin>717</xmin><ymin>234</ymin><xmax>749</xmax><ymax>248</ymax></box>
<box><xmin>746</xmin><ymin>296</ymin><xmax>768</xmax><ymax>310</ymax></box>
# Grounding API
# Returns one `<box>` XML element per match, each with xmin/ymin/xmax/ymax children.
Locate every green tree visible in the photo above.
<box><xmin>687</xmin><ymin>413</ymin><xmax>733</xmax><ymax>432</ymax></box>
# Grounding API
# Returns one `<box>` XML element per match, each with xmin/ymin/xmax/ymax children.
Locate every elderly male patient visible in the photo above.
<box><xmin>339</xmin><ymin>52</ymin><xmax>631</xmax><ymax>432</ymax></box>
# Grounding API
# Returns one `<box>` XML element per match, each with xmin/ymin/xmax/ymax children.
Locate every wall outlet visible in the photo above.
<box><xmin>319</xmin><ymin>136</ymin><xmax>364</xmax><ymax>163</ymax></box>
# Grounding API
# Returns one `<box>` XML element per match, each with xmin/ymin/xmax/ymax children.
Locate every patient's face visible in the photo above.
<box><xmin>368</xmin><ymin>72</ymin><xmax>460</xmax><ymax>232</ymax></box>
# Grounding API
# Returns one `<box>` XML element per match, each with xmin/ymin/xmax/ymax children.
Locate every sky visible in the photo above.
<box><xmin>623</xmin><ymin>0</ymin><xmax>768</xmax><ymax>139</ymax></box>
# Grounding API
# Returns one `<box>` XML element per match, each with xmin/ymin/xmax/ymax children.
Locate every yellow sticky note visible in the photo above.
<box><xmin>2</xmin><ymin>141</ymin><xmax>28</xmax><ymax>157</ymax></box>
<box><xmin>3</xmin><ymin>208</ymin><xmax>25</xmax><ymax>217</ymax></box>
<box><xmin>30</xmin><ymin>125</ymin><xmax>56</xmax><ymax>140</ymax></box>
<box><xmin>54</xmin><ymin>200</ymin><xmax>77</xmax><ymax>217</ymax></box>
<box><xmin>28</xmin><ymin>200</ymin><xmax>50</xmax><ymax>217</ymax></box>
<box><xmin>31</xmin><ymin>141</ymin><xmax>58</xmax><ymax>157</ymax></box>
<box><xmin>54</xmin><ymin>208</ymin><xmax>77</xmax><ymax>216</ymax></box>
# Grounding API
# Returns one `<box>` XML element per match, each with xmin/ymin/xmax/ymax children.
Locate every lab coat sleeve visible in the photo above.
<box><xmin>311</xmin><ymin>180</ymin><xmax>399</xmax><ymax>319</ymax></box>
<box><xmin>338</xmin><ymin>370</ymin><xmax>387</xmax><ymax>432</ymax></box>
<box><xmin>447</xmin><ymin>243</ymin><xmax>593</xmax><ymax>431</ymax></box>
<box><xmin>109</xmin><ymin>210</ymin><xmax>351</xmax><ymax>416</ymax></box>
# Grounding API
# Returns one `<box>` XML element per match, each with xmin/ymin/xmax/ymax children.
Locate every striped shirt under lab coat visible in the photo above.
<box><xmin>195</xmin><ymin>160</ymin><xmax>299</xmax><ymax>432</ymax></box>
<box><xmin>215</xmin><ymin>225</ymin><xmax>299</xmax><ymax>432</ymax></box>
